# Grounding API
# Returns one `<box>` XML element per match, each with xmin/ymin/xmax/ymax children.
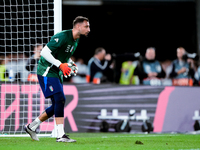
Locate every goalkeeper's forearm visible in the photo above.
<box><xmin>40</xmin><ymin>45</ymin><xmax>61</xmax><ymax>67</ymax></box>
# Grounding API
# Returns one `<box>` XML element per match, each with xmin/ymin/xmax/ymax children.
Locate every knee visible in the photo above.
<box><xmin>54</xmin><ymin>92</ymin><xmax>66</xmax><ymax>105</ymax></box>
<box><xmin>46</xmin><ymin>105</ymin><xmax>54</xmax><ymax>118</ymax></box>
<box><xmin>54</xmin><ymin>92</ymin><xmax>66</xmax><ymax>117</ymax></box>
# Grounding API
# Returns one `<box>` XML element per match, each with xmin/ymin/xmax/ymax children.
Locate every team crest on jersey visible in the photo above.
<box><xmin>49</xmin><ymin>85</ymin><xmax>54</xmax><ymax>92</ymax></box>
<box><xmin>70</xmin><ymin>46</ymin><xmax>74</xmax><ymax>52</ymax></box>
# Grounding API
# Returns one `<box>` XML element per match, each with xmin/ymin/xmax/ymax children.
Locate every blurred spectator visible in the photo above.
<box><xmin>134</xmin><ymin>47</ymin><xmax>166</xmax><ymax>85</ymax></box>
<box><xmin>26</xmin><ymin>43</ymin><xmax>43</xmax><ymax>82</ymax></box>
<box><xmin>161</xmin><ymin>60</ymin><xmax>173</xmax><ymax>78</ymax></box>
<box><xmin>71</xmin><ymin>58</ymin><xmax>88</xmax><ymax>83</ymax></box>
<box><xmin>119</xmin><ymin>60</ymin><xmax>139</xmax><ymax>85</ymax></box>
<box><xmin>160</xmin><ymin>60</ymin><xmax>173</xmax><ymax>85</ymax></box>
<box><xmin>187</xmin><ymin>56</ymin><xmax>199</xmax><ymax>86</ymax></box>
<box><xmin>112</xmin><ymin>52</ymin><xmax>141</xmax><ymax>83</ymax></box>
<box><xmin>195</xmin><ymin>63</ymin><xmax>200</xmax><ymax>85</ymax></box>
<box><xmin>70</xmin><ymin>56</ymin><xmax>76</xmax><ymax>62</ymax></box>
<box><xmin>86</xmin><ymin>47</ymin><xmax>112</xmax><ymax>84</ymax></box>
<box><xmin>17</xmin><ymin>53</ymin><xmax>29</xmax><ymax>82</ymax></box>
<box><xmin>5</xmin><ymin>53</ymin><xmax>16</xmax><ymax>82</ymax></box>
<box><xmin>0</xmin><ymin>55</ymin><xmax>9</xmax><ymax>81</ymax></box>
<box><xmin>169</xmin><ymin>47</ymin><xmax>195</xmax><ymax>86</ymax></box>
<box><xmin>5</xmin><ymin>53</ymin><xmax>29</xmax><ymax>82</ymax></box>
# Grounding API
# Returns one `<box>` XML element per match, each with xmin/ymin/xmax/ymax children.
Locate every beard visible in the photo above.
<box><xmin>81</xmin><ymin>32</ymin><xmax>89</xmax><ymax>37</ymax></box>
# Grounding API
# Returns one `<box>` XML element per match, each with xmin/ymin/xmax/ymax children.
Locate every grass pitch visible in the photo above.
<box><xmin>0</xmin><ymin>133</ymin><xmax>200</xmax><ymax>150</ymax></box>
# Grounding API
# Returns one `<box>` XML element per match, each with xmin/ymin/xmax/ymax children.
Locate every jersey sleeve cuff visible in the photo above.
<box><xmin>53</xmin><ymin>59</ymin><xmax>62</xmax><ymax>68</ymax></box>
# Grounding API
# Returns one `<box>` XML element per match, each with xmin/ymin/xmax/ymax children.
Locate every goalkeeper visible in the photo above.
<box><xmin>24</xmin><ymin>16</ymin><xmax>90</xmax><ymax>142</ymax></box>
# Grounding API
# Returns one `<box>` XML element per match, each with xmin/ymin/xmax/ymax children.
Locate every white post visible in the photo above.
<box><xmin>51</xmin><ymin>0</ymin><xmax>62</xmax><ymax>138</ymax></box>
<box><xmin>54</xmin><ymin>0</ymin><xmax>62</xmax><ymax>34</ymax></box>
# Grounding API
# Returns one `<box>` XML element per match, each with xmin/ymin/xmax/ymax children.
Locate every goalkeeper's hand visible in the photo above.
<box><xmin>69</xmin><ymin>61</ymin><xmax>78</xmax><ymax>76</ymax></box>
<box><xmin>59</xmin><ymin>63</ymin><xmax>72</xmax><ymax>78</ymax></box>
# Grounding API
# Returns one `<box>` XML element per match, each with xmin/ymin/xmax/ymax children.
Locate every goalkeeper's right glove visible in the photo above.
<box><xmin>59</xmin><ymin>63</ymin><xmax>72</xmax><ymax>78</ymax></box>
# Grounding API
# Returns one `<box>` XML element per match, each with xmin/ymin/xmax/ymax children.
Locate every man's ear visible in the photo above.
<box><xmin>76</xmin><ymin>23</ymin><xmax>80</xmax><ymax>30</ymax></box>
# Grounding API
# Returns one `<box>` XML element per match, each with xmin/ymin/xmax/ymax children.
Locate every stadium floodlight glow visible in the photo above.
<box><xmin>0</xmin><ymin>0</ymin><xmax>61</xmax><ymax>137</ymax></box>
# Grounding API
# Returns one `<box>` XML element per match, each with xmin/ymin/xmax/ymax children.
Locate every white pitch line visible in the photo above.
<box><xmin>178</xmin><ymin>149</ymin><xmax>200</xmax><ymax>150</ymax></box>
<box><xmin>101</xmin><ymin>134</ymin><xmax>179</xmax><ymax>138</ymax></box>
<box><xmin>0</xmin><ymin>134</ymin><xmax>51</xmax><ymax>137</ymax></box>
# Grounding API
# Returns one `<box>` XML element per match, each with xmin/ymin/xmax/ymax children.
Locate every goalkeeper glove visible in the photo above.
<box><xmin>69</xmin><ymin>61</ymin><xmax>78</xmax><ymax>76</ymax></box>
<box><xmin>59</xmin><ymin>63</ymin><xmax>72</xmax><ymax>78</ymax></box>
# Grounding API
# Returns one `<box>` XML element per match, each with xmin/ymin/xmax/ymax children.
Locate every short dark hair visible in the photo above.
<box><xmin>94</xmin><ymin>47</ymin><xmax>105</xmax><ymax>55</ymax></box>
<box><xmin>73</xmin><ymin>16</ymin><xmax>89</xmax><ymax>27</ymax></box>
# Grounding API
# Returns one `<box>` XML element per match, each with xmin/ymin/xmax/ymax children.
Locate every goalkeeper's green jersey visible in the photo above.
<box><xmin>37</xmin><ymin>29</ymin><xmax>79</xmax><ymax>81</ymax></box>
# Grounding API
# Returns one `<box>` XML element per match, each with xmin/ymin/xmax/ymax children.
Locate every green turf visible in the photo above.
<box><xmin>0</xmin><ymin>133</ymin><xmax>200</xmax><ymax>150</ymax></box>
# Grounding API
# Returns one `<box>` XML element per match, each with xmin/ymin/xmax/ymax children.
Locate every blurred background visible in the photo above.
<box><xmin>1</xmin><ymin>0</ymin><xmax>200</xmax><ymax>134</ymax></box>
<box><xmin>62</xmin><ymin>0</ymin><xmax>198</xmax><ymax>62</ymax></box>
<box><xmin>1</xmin><ymin>0</ymin><xmax>200</xmax><ymax>85</ymax></box>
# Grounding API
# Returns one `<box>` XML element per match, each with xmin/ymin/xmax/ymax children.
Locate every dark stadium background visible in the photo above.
<box><xmin>62</xmin><ymin>1</ymin><xmax>196</xmax><ymax>63</ymax></box>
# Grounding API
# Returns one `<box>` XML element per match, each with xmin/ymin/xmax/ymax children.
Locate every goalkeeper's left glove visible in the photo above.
<box><xmin>68</xmin><ymin>61</ymin><xmax>78</xmax><ymax>76</ymax></box>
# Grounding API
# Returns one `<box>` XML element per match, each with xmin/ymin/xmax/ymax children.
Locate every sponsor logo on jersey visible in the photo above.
<box><xmin>49</xmin><ymin>85</ymin><xmax>54</xmax><ymax>92</ymax></box>
<box><xmin>54</xmin><ymin>38</ymin><xmax>59</xmax><ymax>42</ymax></box>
